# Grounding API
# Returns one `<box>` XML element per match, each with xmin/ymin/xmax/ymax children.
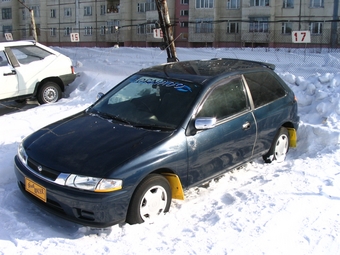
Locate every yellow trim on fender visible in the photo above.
<box><xmin>287</xmin><ymin>127</ymin><xmax>297</xmax><ymax>148</ymax></box>
<box><xmin>162</xmin><ymin>173</ymin><xmax>185</xmax><ymax>200</ymax></box>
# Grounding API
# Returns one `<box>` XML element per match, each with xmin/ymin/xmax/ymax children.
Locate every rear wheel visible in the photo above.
<box><xmin>126</xmin><ymin>174</ymin><xmax>172</xmax><ymax>224</ymax></box>
<box><xmin>37</xmin><ymin>82</ymin><xmax>62</xmax><ymax>104</ymax></box>
<box><xmin>263</xmin><ymin>127</ymin><xmax>290</xmax><ymax>163</ymax></box>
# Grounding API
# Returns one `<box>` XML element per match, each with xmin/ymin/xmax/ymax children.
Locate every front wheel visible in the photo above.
<box><xmin>37</xmin><ymin>82</ymin><xmax>62</xmax><ymax>104</ymax></box>
<box><xmin>263</xmin><ymin>127</ymin><xmax>290</xmax><ymax>163</ymax></box>
<box><xmin>126</xmin><ymin>174</ymin><xmax>172</xmax><ymax>224</ymax></box>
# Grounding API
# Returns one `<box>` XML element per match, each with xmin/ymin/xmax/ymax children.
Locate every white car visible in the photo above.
<box><xmin>0</xmin><ymin>40</ymin><xmax>76</xmax><ymax>104</ymax></box>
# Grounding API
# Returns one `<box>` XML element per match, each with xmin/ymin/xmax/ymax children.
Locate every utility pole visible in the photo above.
<box><xmin>17</xmin><ymin>0</ymin><xmax>38</xmax><ymax>42</ymax></box>
<box><xmin>156</xmin><ymin>0</ymin><xmax>178</xmax><ymax>62</ymax></box>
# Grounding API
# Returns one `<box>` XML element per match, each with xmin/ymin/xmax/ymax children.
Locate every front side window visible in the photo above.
<box><xmin>310</xmin><ymin>0</ymin><xmax>323</xmax><ymax>7</ymax></box>
<box><xmin>90</xmin><ymin>75</ymin><xmax>201</xmax><ymax>129</ymax></box>
<box><xmin>227</xmin><ymin>0</ymin><xmax>240</xmax><ymax>9</ymax></box>
<box><xmin>249</xmin><ymin>17</ymin><xmax>269</xmax><ymax>32</ymax></box>
<box><xmin>283</xmin><ymin>0</ymin><xmax>294</xmax><ymax>8</ymax></box>
<box><xmin>196</xmin><ymin>0</ymin><xmax>214</xmax><ymax>8</ymax></box>
<box><xmin>244</xmin><ymin>72</ymin><xmax>286</xmax><ymax>108</ymax></box>
<box><xmin>250</xmin><ymin>0</ymin><xmax>269</xmax><ymax>6</ymax></box>
<box><xmin>0</xmin><ymin>51</ymin><xmax>9</xmax><ymax>67</ymax></box>
<box><xmin>2</xmin><ymin>8</ymin><xmax>12</xmax><ymax>19</ymax></box>
<box><xmin>197</xmin><ymin>76</ymin><xmax>248</xmax><ymax>120</ymax></box>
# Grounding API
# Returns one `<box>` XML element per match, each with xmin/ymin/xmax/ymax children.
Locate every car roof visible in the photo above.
<box><xmin>137</xmin><ymin>58</ymin><xmax>276</xmax><ymax>85</ymax></box>
<box><xmin>0</xmin><ymin>40</ymin><xmax>36</xmax><ymax>50</ymax></box>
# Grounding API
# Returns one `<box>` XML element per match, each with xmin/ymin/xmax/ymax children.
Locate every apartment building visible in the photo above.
<box><xmin>1</xmin><ymin>0</ymin><xmax>339</xmax><ymax>48</ymax></box>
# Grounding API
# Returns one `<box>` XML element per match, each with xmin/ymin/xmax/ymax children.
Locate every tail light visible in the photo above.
<box><xmin>71</xmin><ymin>66</ymin><xmax>75</xmax><ymax>74</ymax></box>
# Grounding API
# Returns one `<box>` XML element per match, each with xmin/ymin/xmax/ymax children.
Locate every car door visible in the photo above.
<box><xmin>186</xmin><ymin>75</ymin><xmax>257</xmax><ymax>186</ymax></box>
<box><xmin>0</xmin><ymin>50</ymin><xmax>19</xmax><ymax>100</ymax></box>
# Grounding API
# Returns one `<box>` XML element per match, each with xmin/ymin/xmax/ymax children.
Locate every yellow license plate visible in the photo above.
<box><xmin>25</xmin><ymin>177</ymin><xmax>47</xmax><ymax>203</ymax></box>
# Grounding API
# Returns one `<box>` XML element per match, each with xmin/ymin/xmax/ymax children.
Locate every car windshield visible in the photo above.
<box><xmin>89</xmin><ymin>74</ymin><xmax>201</xmax><ymax>130</ymax></box>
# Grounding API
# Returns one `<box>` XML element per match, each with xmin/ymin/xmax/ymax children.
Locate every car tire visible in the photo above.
<box><xmin>263</xmin><ymin>127</ymin><xmax>290</xmax><ymax>163</ymax></box>
<box><xmin>37</xmin><ymin>82</ymin><xmax>62</xmax><ymax>104</ymax></box>
<box><xmin>126</xmin><ymin>174</ymin><xmax>172</xmax><ymax>224</ymax></box>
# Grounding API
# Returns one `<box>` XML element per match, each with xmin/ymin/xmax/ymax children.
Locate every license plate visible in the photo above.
<box><xmin>25</xmin><ymin>177</ymin><xmax>47</xmax><ymax>203</ymax></box>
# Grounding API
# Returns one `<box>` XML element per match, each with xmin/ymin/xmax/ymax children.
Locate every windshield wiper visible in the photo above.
<box><xmin>96</xmin><ymin>112</ymin><xmax>132</xmax><ymax>125</ymax></box>
<box><xmin>134</xmin><ymin>124</ymin><xmax>175</xmax><ymax>131</ymax></box>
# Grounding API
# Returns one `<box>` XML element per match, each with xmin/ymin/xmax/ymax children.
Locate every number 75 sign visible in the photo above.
<box><xmin>292</xmin><ymin>31</ymin><xmax>311</xmax><ymax>43</ymax></box>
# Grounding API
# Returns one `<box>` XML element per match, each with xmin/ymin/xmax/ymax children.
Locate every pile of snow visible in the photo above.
<box><xmin>0</xmin><ymin>47</ymin><xmax>339</xmax><ymax>254</ymax></box>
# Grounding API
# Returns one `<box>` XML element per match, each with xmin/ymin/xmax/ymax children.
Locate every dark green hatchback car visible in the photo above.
<box><xmin>14</xmin><ymin>58</ymin><xmax>299</xmax><ymax>227</ymax></box>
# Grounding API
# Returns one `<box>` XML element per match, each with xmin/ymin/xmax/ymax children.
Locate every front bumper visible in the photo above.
<box><xmin>14</xmin><ymin>155</ymin><xmax>130</xmax><ymax>228</ymax></box>
<box><xmin>59</xmin><ymin>73</ymin><xmax>77</xmax><ymax>86</ymax></box>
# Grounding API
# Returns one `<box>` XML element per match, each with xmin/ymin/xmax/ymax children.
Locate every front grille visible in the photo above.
<box><xmin>27</xmin><ymin>158</ymin><xmax>60</xmax><ymax>181</ymax></box>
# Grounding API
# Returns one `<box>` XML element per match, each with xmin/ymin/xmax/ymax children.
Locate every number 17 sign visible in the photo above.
<box><xmin>292</xmin><ymin>31</ymin><xmax>311</xmax><ymax>43</ymax></box>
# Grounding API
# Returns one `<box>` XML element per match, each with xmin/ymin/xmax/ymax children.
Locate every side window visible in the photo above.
<box><xmin>0</xmin><ymin>51</ymin><xmax>9</xmax><ymax>67</ymax></box>
<box><xmin>244</xmin><ymin>71</ymin><xmax>286</xmax><ymax>108</ymax></box>
<box><xmin>197</xmin><ymin>76</ymin><xmax>248</xmax><ymax>120</ymax></box>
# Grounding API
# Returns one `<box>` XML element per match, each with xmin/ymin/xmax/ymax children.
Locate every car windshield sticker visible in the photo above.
<box><xmin>135</xmin><ymin>77</ymin><xmax>192</xmax><ymax>92</ymax></box>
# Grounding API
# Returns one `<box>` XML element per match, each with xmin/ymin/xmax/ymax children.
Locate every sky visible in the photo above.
<box><xmin>0</xmin><ymin>46</ymin><xmax>340</xmax><ymax>255</ymax></box>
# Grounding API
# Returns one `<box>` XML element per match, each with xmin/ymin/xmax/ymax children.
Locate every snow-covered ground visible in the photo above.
<box><xmin>0</xmin><ymin>47</ymin><xmax>340</xmax><ymax>255</ymax></box>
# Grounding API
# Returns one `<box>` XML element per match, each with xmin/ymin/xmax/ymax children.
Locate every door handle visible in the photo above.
<box><xmin>4</xmin><ymin>70</ymin><xmax>16</xmax><ymax>76</ymax></box>
<box><xmin>242</xmin><ymin>121</ymin><xmax>251</xmax><ymax>130</ymax></box>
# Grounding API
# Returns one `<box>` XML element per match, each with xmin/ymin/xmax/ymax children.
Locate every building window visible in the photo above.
<box><xmin>137</xmin><ymin>3</ymin><xmax>146</xmax><ymax>12</ymax></box>
<box><xmin>84</xmin><ymin>6</ymin><xmax>92</xmax><ymax>16</ymax></box>
<box><xmin>146</xmin><ymin>21</ymin><xmax>156</xmax><ymax>34</ymax></box>
<box><xmin>283</xmin><ymin>0</ymin><xmax>294</xmax><ymax>8</ymax></box>
<box><xmin>181</xmin><ymin>0</ymin><xmax>189</xmax><ymax>4</ymax></box>
<box><xmin>2</xmin><ymin>8</ymin><xmax>12</xmax><ymax>20</ymax></box>
<box><xmin>195</xmin><ymin>19</ymin><xmax>213</xmax><ymax>33</ymax></box>
<box><xmin>2</xmin><ymin>25</ymin><xmax>12</xmax><ymax>36</ymax></box>
<box><xmin>100</xmin><ymin>5</ymin><xmax>106</xmax><ymax>15</ymax></box>
<box><xmin>180</xmin><ymin>10</ymin><xmax>189</xmax><ymax>16</ymax></box>
<box><xmin>310</xmin><ymin>22</ymin><xmax>322</xmax><ymax>34</ymax></box>
<box><xmin>30</xmin><ymin>6</ymin><xmax>40</xmax><ymax>17</ymax></box>
<box><xmin>310</xmin><ymin>0</ymin><xmax>323</xmax><ymax>7</ymax></box>
<box><xmin>29</xmin><ymin>24</ymin><xmax>40</xmax><ymax>36</ymax></box>
<box><xmin>107</xmin><ymin>20</ymin><xmax>119</xmax><ymax>33</ymax></box>
<box><xmin>64</xmin><ymin>8</ymin><xmax>72</xmax><ymax>17</ymax></box>
<box><xmin>50</xmin><ymin>9</ymin><xmax>56</xmax><ymax>18</ymax></box>
<box><xmin>84</xmin><ymin>26</ymin><xmax>92</xmax><ymax>35</ymax></box>
<box><xmin>180</xmin><ymin>22</ymin><xmax>189</xmax><ymax>28</ymax></box>
<box><xmin>196</xmin><ymin>0</ymin><xmax>214</xmax><ymax>8</ymax></box>
<box><xmin>227</xmin><ymin>22</ymin><xmax>239</xmax><ymax>33</ymax></box>
<box><xmin>100</xmin><ymin>25</ymin><xmax>106</xmax><ymax>35</ymax></box>
<box><xmin>64</xmin><ymin>27</ymin><xmax>72</xmax><ymax>36</ymax></box>
<box><xmin>227</xmin><ymin>0</ymin><xmax>240</xmax><ymax>9</ymax></box>
<box><xmin>249</xmin><ymin>17</ymin><xmax>269</xmax><ymax>32</ymax></box>
<box><xmin>282</xmin><ymin>22</ymin><xmax>292</xmax><ymax>34</ymax></box>
<box><xmin>137</xmin><ymin>24</ymin><xmax>146</xmax><ymax>34</ymax></box>
<box><xmin>50</xmin><ymin>28</ymin><xmax>56</xmax><ymax>36</ymax></box>
<box><xmin>250</xmin><ymin>0</ymin><xmax>269</xmax><ymax>6</ymax></box>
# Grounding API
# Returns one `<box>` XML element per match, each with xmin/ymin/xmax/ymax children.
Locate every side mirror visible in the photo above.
<box><xmin>96</xmin><ymin>92</ymin><xmax>104</xmax><ymax>101</ymax></box>
<box><xmin>195</xmin><ymin>117</ymin><xmax>216</xmax><ymax>130</ymax></box>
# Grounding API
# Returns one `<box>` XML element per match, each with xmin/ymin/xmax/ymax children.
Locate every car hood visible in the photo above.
<box><xmin>24</xmin><ymin>112</ymin><xmax>173</xmax><ymax>177</ymax></box>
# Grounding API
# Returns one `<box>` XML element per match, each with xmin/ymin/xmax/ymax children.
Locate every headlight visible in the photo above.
<box><xmin>65</xmin><ymin>174</ymin><xmax>123</xmax><ymax>192</ymax></box>
<box><xmin>18</xmin><ymin>142</ymin><xmax>28</xmax><ymax>165</ymax></box>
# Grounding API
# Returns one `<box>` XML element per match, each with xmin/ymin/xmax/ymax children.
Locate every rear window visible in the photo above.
<box><xmin>243</xmin><ymin>71</ymin><xmax>286</xmax><ymax>108</ymax></box>
<box><xmin>10</xmin><ymin>45</ymin><xmax>52</xmax><ymax>65</ymax></box>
